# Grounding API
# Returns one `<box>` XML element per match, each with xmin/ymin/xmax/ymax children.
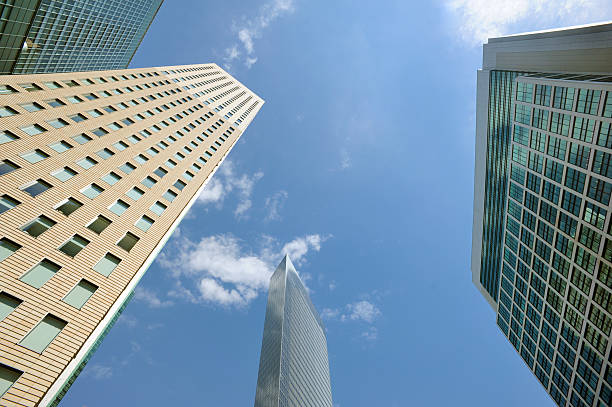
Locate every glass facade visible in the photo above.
<box><xmin>496</xmin><ymin>74</ymin><xmax>612</xmax><ymax>407</ymax></box>
<box><xmin>0</xmin><ymin>0</ymin><xmax>163</xmax><ymax>74</ymax></box>
<box><xmin>254</xmin><ymin>256</ymin><xmax>333</xmax><ymax>407</ymax></box>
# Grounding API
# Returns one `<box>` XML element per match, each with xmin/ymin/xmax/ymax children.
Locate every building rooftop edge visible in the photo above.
<box><xmin>487</xmin><ymin>20</ymin><xmax>612</xmax><ymax>44</ymax></box>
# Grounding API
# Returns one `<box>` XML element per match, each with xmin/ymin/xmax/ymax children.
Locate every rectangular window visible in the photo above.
<box><xmin>117</xmin><ymin>232</ymin><xmax>139</xmax><ymax>252</ymax></box>
<box><xmin>19</xmin><ymin>314</ymin><xmax>67</xmax><ymax>353</ymax></box>
<box><xmin>21</xmin><ymin>149</ymin><xmax>49</xmax><ymax>164</ymax></box>
<box><xmin>21</xmin><ymin>179</ymin><xmax>52</xmax><ymax>197</ymax></box>
<box><xmin>87</xmin><ymin>216</ymin><xmax>112</xmax><ymax>234</ymax></box>
<box><xmin>101</xmin><ymin>172</ymin><xmax>121</xmax><ymax>186</ymax></box>
<box><xmin>56</xmin><ymin>198</ymin><xmax>83</xmax><ymax>216</ymax></box>
<box><xmin>51</xmin><ymin>167</ymin><xmax>77</xmax><ymax>182</ymax></box>
<box><xmin>126</xmin><ymin>187</ymin><xmax>144</xmax><ymax>201</ymax></box>
<box><xmin>59</xmin><ymin>235</ymin><xmax>89</xmax><ymax>257</ymax></box>
<box><xmin>119</xmin><ymin>162</ymin><xmax>136</xmax><ymax>174</ymax></box>
<box><xmin>49</xmin><ymin>141</ymin><xmax>72</xmax><ymax>153</ymax></box>
<box><xmin>81</xmin><ymin>184</ymin><xmax>104</xmax><ymax>199</ymax></box>
<box><xmin>63</xmin><ymin>280</ymin><xmax>97</xmax><ymax>309</ymax></box>
<box><xmin>72</xmin><ymin>133</ymin><xmax>92</xmax><ymax>145</ymax></box>
<box><xmin>0</xmin><ymin>363</ymin><xmax>22</xmax><ymax>398</ymax></box>
<box><xmin>0</xmin><ymin>238</ymin><xmax>20</xmax><ymax>262</ymax></box>
<box><xmin>76</xmin><ymin>156</ymin><xmax>97</xmax><ymax>170</ymax></box>
<box><xmin>135</xmin><ymin>215</ymin><xmax>154</xmax><ymax>232</ymax></box>
<box><xmin>0</xmin><ymin>292</ymin><xmax>21</xmax><ymax>321</ymax></box>
<box><xmin>141</xmin><ymin>176</ymin><xmax>157</xmax><ymax>189</ymax></box>
<box><xmin>20</xmin><ymin>259</ymin><xmax>61</xmax><ymax>288</ymax></box>
<box><xmin>93</xmin><ymin>253</ymin><xmax>121</xmax><ymax>277</ymax></box>
<box><xmin>163</xmin><ymin>189</ymin><xmax>177</xmax><ymax>202</ymax></box>
<box><xmin>150</xmin><ymin>201</ymin><xmax>167</xmax><ymax>215</ymax></box>
<box><xmin>21</xmin><ymin>215</ymin><xmax>56</xmax><ymax>237</ymax></box>
<box><xmin>109</xmin><ymin>200</ymin><xmax>129</xmax><ymax>216</ymax></box>
<box><xmin>0</xmin><ymin>160</ymin><xmax>19</xmax><ymax>175</ymax></box>
<box><xmin>174</xmin><ymin>180</ymin><xmax>187</xmax><ymax>191</ymax></box>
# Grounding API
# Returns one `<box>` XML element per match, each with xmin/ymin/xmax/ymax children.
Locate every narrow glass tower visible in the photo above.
<box><xmin>254</xmin><ymin>255</ymin><xmax>333</xmax><ymax>407</ymax></box>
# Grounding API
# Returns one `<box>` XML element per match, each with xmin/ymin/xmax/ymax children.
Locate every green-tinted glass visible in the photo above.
<box><xmin>93</xmin><ymin>254</ymin><xmax>121</xmax><ymax>277</ymax></box>
<box><xmin>20</xmin><ymin>260</ymin><xmax>61</xmax><ymax>288</ymax></box>
<box><xmin>63</xmin><ymin>280</ymin><xmax>97</xmax><ymax>309</ymax></box>
<box><xmin>19</xmin><ymin>315</ymin><xmax>67</xmax><ymax>353</ymax></box>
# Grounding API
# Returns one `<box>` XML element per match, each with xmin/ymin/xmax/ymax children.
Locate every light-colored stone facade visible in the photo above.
<box><xmin>0</xmin><ymin>63</ymin><xmax>262</xmax><ymax>406</ymax></box>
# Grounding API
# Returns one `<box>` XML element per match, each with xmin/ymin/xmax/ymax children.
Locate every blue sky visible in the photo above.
<box><xmin>59</xmin><ymin>1</ymin><xmax>612</xmax><ymax>406</ymax></box>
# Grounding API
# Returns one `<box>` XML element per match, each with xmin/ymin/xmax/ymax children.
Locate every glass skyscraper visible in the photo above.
<box><xmin>0</xmin><ymin>0</ymin><xmax>163</xmax><ymax>74</ymax></box>
<box><xmin>255</xmin><ymin>255</ymin><xmax>333</xmax><ymax>407</ymax></box>
<box><xmin>472</xmin><ymin>23</ymin><xmax>612</xmax><ymax>406</ymax></box>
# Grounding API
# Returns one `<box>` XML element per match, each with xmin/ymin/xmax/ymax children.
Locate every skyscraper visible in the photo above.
<box><xmin>254</xmin><ymin>255</ymin><xmax>333</xmax><ymax>407</ymax></box>
<box><xmin>0</xmin><ymin>63</ymin><xmax>262</xmax><ymax>406</ymax></box>
<box><xmin>0</xmin><ymin>0</ymin><xmax>163</xmax><ymax>74</ymax></box>
<box><xmin>471</xmin><ymin>23</ymin><xmax>612</xmax><ymax>406</ymax></box>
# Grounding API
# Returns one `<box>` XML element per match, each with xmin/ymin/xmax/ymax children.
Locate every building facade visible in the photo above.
<box><xmin>254</xmin><ymin>256</ymin><xmax>333</xmax><ymax>407</ymax></box>
<box><xmin>0</xmin><ymin>63</ymin><xmax>262</xmax><ymax>406</ymax></box>
<box><xmin>471</xmin><ymin>24</ymin><xmax>612</xmax><ymax>406</ymax></box>
<box><xmin>0</xmin><ymin>0</ymin><xmax>163</xmax><ymax>74</ymax></box>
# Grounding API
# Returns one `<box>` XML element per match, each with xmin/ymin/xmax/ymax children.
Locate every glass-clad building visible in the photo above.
<box><xmin>0</xmin><ymin>0</ymin><xmax>163</xmax><ymax>74</ymax></box>
<box><xmin>472</xmin><ymin>23</ymin><xmax>612</xmax><ymax>407</ymax></box>
<box><xmin>254</xmin><ymin>256</ymin><xmax>333</xmax><ymax>407</ymax></box>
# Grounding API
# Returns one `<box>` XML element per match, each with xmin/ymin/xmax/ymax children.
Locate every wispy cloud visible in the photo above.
<box><xmin>264</xmin><ymin>190</ymin><xmax>289</xmax><ymax>221</ymax></box>
<box><xmin>340</xmin><ymin>148</ymin><xmax>351</xmax><ymax>170</ymax></box>
<box><xmin>134</xmin><ymin>286</ymin><xmax>174</xmax><ymax>308</ymax></box>
<box><xmin>223</xmin><ymin>0</ymin><xmax>296</xmax><ymax>70</ymax></box>
<box><xmin>444</xmin><ymin>0</ymin><xmax>612</xmax><ymax>46</ymax></box>
<box><xmin>323</xmin><ymin>300</ymin><xmax>382</xmax><ymax>324</ymax></box>
<box><xmin>160</xmin><ymin>233</ymin><xmax>330</xmax><ymax>307</ymax></box>
<box><xmin>197</xmin><ymin>160</ymin><xmax>264</xmax><ymax>219</ymax></box>
<box><xmin>84</xmin><ymin>364</ymin><xmax>113</xmax><ymax>380</ymax></box>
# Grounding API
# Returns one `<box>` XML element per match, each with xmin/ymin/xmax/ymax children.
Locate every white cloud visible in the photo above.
<box><xmin>223</xmin><ymin>0</ymin><xmax>295</xmax><ymax>70</ymax></box>
<box><xmin>328</xmin><ymin>280</ymin><xmax>336</xmax><ymax>291</ymax></box>
<box><xmin>264</xmin><ymin>190</ymin><xmax>289</xmax><ymax>221</ymax></box>
<box><xmin>321</xmin><ymin>308</ymin><xmax>340</xmax><ymax>320</ymax></box>
<box><xmin>160</xmin><ymin>233</ymin><xmax>329</xmax><ymax>307</ymax></box>
<box><xmin>117</xmin><ymin>314</ymin><xmax>138</xmax><ymax>328</ymax></box>
<box><xmin>134</xmin><ymin>287</ymin><xmax>173</xmax><ymax>308</ymax></box>
<box><xmin>361</xmin><ymin>327</ymin><xmax>378</xmax><ymax>341</ymax></box>
<box><xmin>196</xmin><ymin>160</ymin><xmax>263</xmax><ymax>219</ymax></box>
<box><xmin>85</xmin><ymin>364</ymin><xmax>113</xmax><ymax>380</ymax></box>
<box><xmin>340</xmin><ymin>148</ymin><xmax>351</xmax><ymax>170</ymax></box>
<box><xmin>444</xmin><ymin>0</ymin><xmax>612</xmax><ymax>46</ymax></box>
<box><xmin>344</xmin><ymin>300</ymin><xmax>381</xmax><ymax>323</ymax></box>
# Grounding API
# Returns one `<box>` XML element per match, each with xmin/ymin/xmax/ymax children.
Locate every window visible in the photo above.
<box><xmin>134</xmin><ymin>154</ymin><xmax>148</xmax><ymax>164</ymax></box>
<box><xmin>117</xmin><ymin>232</ymin><xmax>139</xmax><ymax>252</ymax></box>
<box><xmin>43</xmin><ymin>81</ymin><xmax>61</xmax><ymax>89</ymax></box>
<box><xmin>63</xmin><ymin>80</ymin><xmax>79</xmax><ymax>88</ymax></box>
<box><xmin>45</xmin><ymin>98</ymin><xmax>65</xmax><ymax>108</ymax></box>
<box><xmin>108</xmin><ymin>122</ymin><xmax>121</xmax><ymax>131</ymax></box>
<box><xmin>81</xmin><ymin>184</ymin><xmax>104</xmax><ymax>199</ymax></box>
<box><xmin>163</xmin><ymin>189</ymin><xmax>177</xmax><ymax>202</ymax></box>
<box><xmin>20</xmin><ymin>259</ymin><xmax>61</xmax><ymax>288</ymax></box>
<box><xmin>101</xmin><ymin>172</ymin><xmax>121</xmax><ymax>185</ymax></box>
<box><xmin>92</xmin><ymin>127</ymin><xmax>108</xmax><ymax>137</ymax></box>
<box><xmin>56</xmin><ymin>198</ymin><xmax>83</xmax><ymax>216</ymax></box>
<box><xmin>0</xmin><ymin>364</ymin><xmax>22</xmax><ymax>398</ymax></box>
<box><xmin>49</xmin><ymin>141</ymin><xmax>72</xmax><ymax>153</ymax></box>
<box><xmin>166</xmin><ymin>159</ymin><xmax>176</xmax><ymax>168</ymax></box>
<box><xmin>96</xmin><ymin>148</ymin><xmax>114</xmax><ymax>160</ymax></box>
<box><xmin>72</xmin><ymin>133</ymin><xmax>92</xmax><ymax>145</ymax></box>
<box><xmin>0</xmin><ymin>160</ymin><xmax>19</xmax><ymax>175</ymax></box>
<box><xmin>46</xmin><ymin>118</ymin><xmax>68</xmax><ymax>129</ymax></box>
<box><xmin>67</xmin><ymin>96</ymin><xmax>83</xmax><ymax>104</ymax></box>
<box><xmin>93</xmin><ymin>253</ymin><xmax>121</xmax><ymax>276</ymax></box>
<box><xmin>135</xmin><ymin>215</ymin><xmax>154</xmax><ymax>232</ymax></box>
<box><xmin>119</xmin><ymin>162</ymin><xmax>136</xmax><ymax>174</ymax></box>
<box><xmin>109</xmin><ymin>200</ymin><xmax>129</xmax><ymax>216</ymax></box>
<box><xmin>0</xmin><ymin>106</ymin><xmax>17</xmax><ymax>117</ymax></box>
<box><xmin>0</xmin><ymin>130</ymin><xmax>18</xmax><ymax>144</ymax></box>
<box><xmin>21</xmin><ymin>179</ymin><xmax>52</xmax><ymax>197</ymax></box>
<box><xmin>154</xmin><ymin>167</ymin><xmax>168</xmax><ymax>178</ymax></box>
<box><xmin>174</xmin><ymin>180</ymin><xmax>187</xmax><ymax>191</ymax></box>
<box><xmin>20</xmin><ymin>124</ymin><xmax>46</xmax><ymax>136</ymax></box>
<box><xmin>150</xmin><ymin>201</ymin><xmax>167</xmax><ymax>215</ymax></box>
<box><xmin>126</xmin><ymin>187</ymin><xmax>144</xmax><ymax>201</ymax></box>
<box><xmin>19</xmin><ymin>102</ymin><xmax>43</xmax><ymax>112</ymax></box>
<box><xmin>21</xmin><ymin>149</ymin><xmax>49</xmax><ymax>164</ymax></box>
<box><xmin>0</xmin><ymin>195</ymin><xmax>19</xmax><ymax>214</ymax></box>
<box><xmin>113</xmin><ymin>141</ymin><xmax>128</xmax><ymax>151</ymax></box>
<box><xmin>21</xmin><ymin>215</ymin><xmax>56</xmax><ymax>237</ymax></box>
<box><xmin>52</xmin><ymin>167</ymin><xmax>77</xmax><ymax>182</ymax></box>
<box><xmin>128</xmin><ymin>135</ymin><xmax>141</xmax><ymax>144</ymax></box>
<box><xmin>0</xmin><ymin>292</ymin><xmax>21</xmax><ymax>321</ymax></box>
<box><xmin>0</xmin><ymin>238</ymin><xmax>21</xmax><ymax>262</ymax></box>
<box><xmin>182</xmin><ymin>171</ymin><xmax>194</xmax><ymax>181</ymax></box>
<box><xmin>69</xmin><ymin>113</ymin><xmax>87</xmax><ymax>123</ymax></box>
<box><xmin>19</xmin><ymin>314</ymin><xmax>67</xmax><ymax>353</ymax></box>
<box><xmin>87</xmin><ymin>216</ymin><xmax>111</xmax><ymax>234</ymax></box>
<box><xmin>19</xmin><ymin>83</ymin><xmax>42</xmax><ymax>92</ymax></box>
<box><xmin>59</xmin><ymin>235</ymin><xmax>89</xmax><ymax>257</ymax></box>
<box><xmin>87</xmin><ymin>109</ymin><xmax>102</xmax><ymax>118</ymax></box>
<box><xmin>147</xmin><ymin>147</ymin><xmax>159</xmax><ymax>156</ymax></box>
<box><xmin>141</xmin><ymin>176</ymin><xmax>157</xmax><ymax>188</ymax></box>
<box><xmin>0</xmin><ymin>85</ymin><xmax>17</xmax><ymax>94</ymax></box>
<box><xmin>63</xmin><ymin>280</ymin><xmax>97</xmax><ymax>309</ymax></box>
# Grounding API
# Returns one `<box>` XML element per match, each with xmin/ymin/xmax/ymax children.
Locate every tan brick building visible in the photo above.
<box><xmin>0</xmin><ymin>63</ymin><xmax>263</xmax><ymax>406</ymax></box>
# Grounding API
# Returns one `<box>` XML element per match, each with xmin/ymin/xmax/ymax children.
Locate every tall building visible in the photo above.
<box><xmin>254</xmin><ymin>255</ymin><xmax>333</xmax><ymax>407</ymax></box>
<box><xmin>0</xmin><ymin>63</ymin><xmax>262</xmax><ymax>407</ymax></box>
<box><xmin>0</xmin><ymin>0</ymin><xmax>163</xmax><ymax>74</ymax></box>
<box><xmin>471</xmin><ymin>23</ymin><xmax>612</xmax><ymax>406</ymax></box>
